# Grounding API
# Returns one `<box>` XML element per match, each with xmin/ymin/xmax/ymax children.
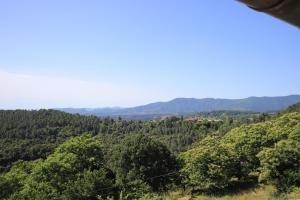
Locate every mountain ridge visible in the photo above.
<box><xmin>57</xmin><ymin>95</ymin><xmax>300</xmax><ymax>119</ymax></box>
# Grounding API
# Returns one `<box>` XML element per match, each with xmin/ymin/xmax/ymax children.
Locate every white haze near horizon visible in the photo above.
<box><xmin>0</xmin><ymin>70</ymin><xmax>173</xmax><ymax>109</ymax></box>
<box><xmin>0</xmin><ymin>69</ymin><xmax>298</xmax><ymax>110</ymax></box>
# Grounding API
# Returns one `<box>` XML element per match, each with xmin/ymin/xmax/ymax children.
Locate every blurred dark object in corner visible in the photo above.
<box><xmin>238</xmin><ymin>0</ymin><xmax>300</xmax><ymax>28</ymax></box>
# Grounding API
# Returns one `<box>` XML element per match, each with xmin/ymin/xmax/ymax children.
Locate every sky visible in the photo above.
<box><xmin>0</xmin><ymin>0</ymin><xmax>299</xmax><ymax>109</ymax></box>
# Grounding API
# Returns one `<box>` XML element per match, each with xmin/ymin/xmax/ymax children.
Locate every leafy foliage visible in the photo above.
<box><xmin>222</xmin><ymin>112</ymin><xmax>300</xmax><ymax>182</ymax></box>
<box><xmin>1</xmin><ymin>104</ymin><xmax>300</xmax><ymax>198</ymax></box>
<box><xmin>0</xmin><ymin>109</ymin><xmax>242</xmax><ymax>172</ymax></box>
<box><xmin>1</xmin><ymin>134</ymin><xmax>116</xmax><ymax>200</ymax></box>
<box><xmin>180</xmin><ymin>112</ymin><xmax>300</xmax><ymax>193</ymax></box>
<box><xmin>0</xmin><ymin>160</ymin><xmax>40</xmax><ymax>199</ymax></box>
<box><xmin>112</xmin><ymin>134</ymin><xmax>179</xmax><ymax>197</ymax></box>
<box><xmin>258</xmin><ymin>139</ymin><xmax>300</xmax><ymax>193</ymax></box>
<box><xmin>282</xmin><ymin>102</ymin><xmax>300</xmax><ymax>114</ymax></box>
<box><xmin>180</xmin><ymin>136</ymin><xmax>238</xmax><ymax>192</ymax></box>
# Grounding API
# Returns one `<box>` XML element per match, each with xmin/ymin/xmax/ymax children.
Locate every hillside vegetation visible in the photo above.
<box><xmin>0</xmin><ymin>104</ymin><xmax>300</xmax><ymax>199</ymax></box>
<box><xmin>180</xmin><ymin>112</ymin><xmax>300</xmax><ymax>194</ymax></box>
<box><xmin>1</xmin><ymin>109</ymin><xmax>256</xmax><ymax>172</ymax></box>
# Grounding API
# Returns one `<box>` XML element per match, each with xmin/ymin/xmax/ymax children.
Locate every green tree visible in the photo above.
<box><xmin>180</xmin><ymin>136</ymin><xmax>238</xmax><ymax>192</ymax></box>
<box><xmin>8</xmin><ymin>134</ymin><xmax>116</xmax><ymax>199</ymax></box>
<box><xmin>180</xmin><ymin>112</ymin><xmax>300</xmax><ymax>193</ymax></box>
<box><xmin>258</xmin><ymin>139</ymin><xmax>300</xmax><ymax>193</ymax></box>
<box><xmin>0</xmin><ymin>160</ymin><xmax>40</xmax><ymax>199</ymax></box>
<box><xmin>222</xmin><ymin>112</ymin><xmax>300</xmax><ymax>183</ymax></box>
<box><xmin>112</xmin><ymin>134</ymin><xmax>179</xmax><ymax>196</ymax></box>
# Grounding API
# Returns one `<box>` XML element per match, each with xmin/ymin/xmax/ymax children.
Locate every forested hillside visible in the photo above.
<box><xmin>0</xmin><ymin>105</ymin><xmax>299</xmax><ymax>199</ymax></box>
<box><xmin>0</xmin><ymin>109</ymin><xmax>259</xmax><ymax>173</ymax></box>
<box><xmin>180</xmin><ymin>111</ymin><xmax>300</xmax><ymax>194</ymax></box>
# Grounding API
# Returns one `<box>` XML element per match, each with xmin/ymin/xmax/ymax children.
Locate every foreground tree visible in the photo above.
<box><xmin>180</xmin><ymin>113</ymin><xmax>300</xmax><ymax>194</ymax></box>
<box><xmin>0</xmin><ymin>160</ymin><xmax>40</xmax><ymax>199</ymax></box>
<box><xmin>5</xmin><ymin>134</ymin><xmax>116</xmax><ymax>199</ymax></box>
<box><xmin>112</xmin><ymin>134</ymin><xmax>179</xmax><ymax>198</ymax></box>
<box><xmin>180</xmin><ymin>136</ymin><xmax>238</xmax><ymax>193</ymax></box>
<box><xmin>258</xmin><ymin>139</ymin><xmax>300</xmax><ymax>193</ymax></box>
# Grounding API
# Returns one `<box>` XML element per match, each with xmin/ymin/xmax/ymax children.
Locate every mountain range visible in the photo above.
<box><xmin>57</xmin><ymin>95</ymin><xmax>300</xmax><ymax>119</ymax></box>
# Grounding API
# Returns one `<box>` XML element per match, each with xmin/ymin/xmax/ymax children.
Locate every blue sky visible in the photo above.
<box><xmin>0</xmin><ymin>0</ymin><xmax>299</xmax><ymax>109</ymax></box>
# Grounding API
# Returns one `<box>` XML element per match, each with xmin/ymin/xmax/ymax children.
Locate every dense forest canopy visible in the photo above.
<box><xmin>0</xmin><ymin>103</ymin><xmax>300</xmax><ymax>199</ymax></box>
<box><xmin>0</xmin><ymin>109</ymin><xmax>264</xmax><ymax>173</ymax></box>
<box><xmin>180</xmin><ymin>112</ymin><xmax>300</xmax><ymax>193</ymax></box>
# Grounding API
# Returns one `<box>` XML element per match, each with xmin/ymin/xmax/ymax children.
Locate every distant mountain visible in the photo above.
<box><xmin>57</xmin><ymin>95</ymin><xmax>300</xmax><ymax>119</ymax></box>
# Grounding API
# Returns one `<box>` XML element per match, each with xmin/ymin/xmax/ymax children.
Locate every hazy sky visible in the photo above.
<box><xmin>0</xmin><ymin>0</ymin><xmax>299</xmax><ymax>109</ymax></box>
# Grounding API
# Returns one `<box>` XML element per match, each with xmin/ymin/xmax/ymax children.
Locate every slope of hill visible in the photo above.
<box><xmin>0</xmin><ymin>109</ymin><xmax>236</xmax><ymax>172</ymax></box>
<box><xmin>58</xmin><ymin>95</ymin><xmax>300</xmax><ymax>118</ymax></box>
<box><xmin>179</xmin><ymin>106</ymin><xmax>300</xmax><ymax>196</ymax></box>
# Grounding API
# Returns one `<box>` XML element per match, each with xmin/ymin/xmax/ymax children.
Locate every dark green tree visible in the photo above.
<box><xmin>112</xmin><ymin>134</ymin><xmax>179</xmax><ymax>196</ymax></box>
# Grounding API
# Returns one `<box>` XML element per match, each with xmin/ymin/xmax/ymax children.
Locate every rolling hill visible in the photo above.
<box><xmin>58</xmin><ymin>95</ymin><xmax>300</xmax><ymax>119</ymax></box>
